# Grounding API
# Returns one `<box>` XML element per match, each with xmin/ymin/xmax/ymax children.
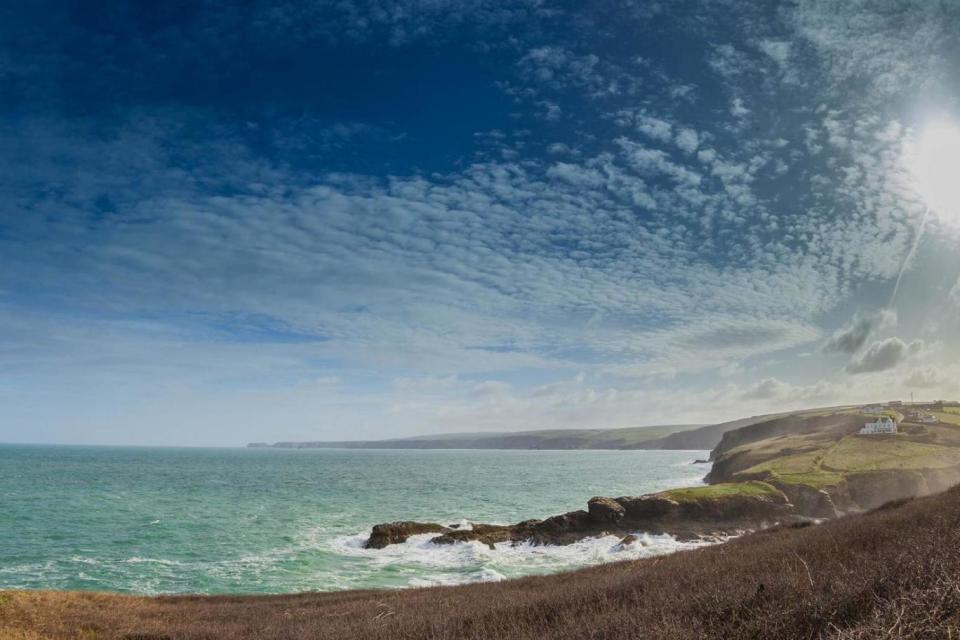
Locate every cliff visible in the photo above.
<box><xmin>248</xmin><ymin>424</ymin><xmax>705</xmax><ymax>450</ymax></box>
<box><xmin>706</xmin><ymin>407</ymin><xmax>960</xmax><ymax>514</ymax></box>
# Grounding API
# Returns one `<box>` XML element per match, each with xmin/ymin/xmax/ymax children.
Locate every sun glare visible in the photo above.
<box><xmin>908</xmin><ymin>120</ymin><xmax>960</xmax><ymax>223</ymax></box>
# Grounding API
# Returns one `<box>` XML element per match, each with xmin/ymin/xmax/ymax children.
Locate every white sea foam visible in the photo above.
<box><xmin>123</xmin><ymin>557</ymin><xmax>184</xmax><ymax>566</ymax></box>
<box><xmin>328</xmin><ymin>527</ymin><xmax>717</xmax><ymax>588</ymax></box>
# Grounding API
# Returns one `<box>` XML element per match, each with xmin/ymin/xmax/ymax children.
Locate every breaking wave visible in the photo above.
<box><xmin>327</xmin><ymin>528</ymin><xmax>715</xmax><ymax>588</ymax></box>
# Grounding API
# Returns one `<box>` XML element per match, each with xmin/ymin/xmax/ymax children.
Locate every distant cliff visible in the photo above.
<box><xmin>248</xmin><ymin>424</ymin><xmax>708</xmax><ymax>450</ymax></box>
<box><xmin>626</xmin><ymin>415</ymin><xmax>784</xmax><ymax>451</ymax></box>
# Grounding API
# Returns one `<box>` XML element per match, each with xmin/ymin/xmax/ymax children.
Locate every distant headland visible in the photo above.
<box><xmin>247</xmin><ymin>416</ymin><xmax>782</xmax><ymax>451</ymax></box>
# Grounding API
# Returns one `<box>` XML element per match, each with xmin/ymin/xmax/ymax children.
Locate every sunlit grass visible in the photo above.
<box><xmin>935</xmin><ymin>411</ymin><xmax>960</xmax><ymax>426</ymax></box>
<box><xmin>822</xmin><ymin>436</ymin><xmax>960</xmax><ymax>472</ymax></box>
<box><xmin>662</xmin><ymin>481</ymin><xmax>783</xmax><ymax>501</ymax></box>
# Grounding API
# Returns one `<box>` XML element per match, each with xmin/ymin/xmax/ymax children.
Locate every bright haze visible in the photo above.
<box><xmin>3</xmin><ymin>2</ymin><xmax>960</xmax><ymax>446</ymax></box>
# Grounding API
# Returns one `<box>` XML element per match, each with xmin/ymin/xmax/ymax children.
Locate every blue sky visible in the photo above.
<box><xmin>2</xmin><ymin>1</ymin><xmax>960</xmax><ymax>445</ymax></box>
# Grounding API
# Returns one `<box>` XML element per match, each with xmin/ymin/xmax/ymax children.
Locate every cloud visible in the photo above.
<box><xmin>3</xmin><ymin>1</ymin><xmax>960</xmax><ymax>445</ymax></box>
<box><xmin>730</xmin><ymin>97</ymin><xmax>750</xmax><ymax>118</ymax></box>
<box><xmin>756</xmin><ymin>39</ymin><xmax>797</xmax><ymax>82</ymax></box>
<box><xmin>707</xmin><ymin>43</ymin><xmax>751</xmax><ymax>78</ymax></box>
<box><xmin>757</xmin><ymin>39</ymin><xmax>791</xmax><ymax>66</ymax></box>
<box><xmin>517</xmin><ymin>46</ymin><xmax>603</xmax><ymax>92</ymax></box>
<box><xmin>738</xmin><ymin>377</ymin><xmax>838</xmax><ymax>404</ymax></box>
<box><xmin>615</xmin><ymin>138</ymin><xmax>702</xmax><ymax>186</ymax></box>
<box><xmin>741</xmin><ymin>377</ymin><xmax>788</xmax><ymax>400</ymax></box>
<box><xmin>823</xmin><ymin>309</ymin><xmax>896</xmax><ymax>355</ymax></box>
<box><xmin>675</xmin><ymin>128</ymin><xmax>700</xmax><ymax>154</ymax></box>
<box><xmin>789</xmin><ymin>0</ymin><xmax>957</xmax><ymax>100</ymax></box>
<box><xmin>903</xmin><ymin>367</ymin><xmax>946</xmax><ymax>389</ymax></box>
<box><xmin>614</xmin><ymin>110</ymin><xmax>675</xmax><ymax>143</ymax></box>
<box><xmin>845</xmin><ymin>337</ymin><xmax>923</xmax><ymax>375</ymax></box>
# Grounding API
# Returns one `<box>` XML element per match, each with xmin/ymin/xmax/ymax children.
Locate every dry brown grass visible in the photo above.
<box><xmin>4</xmin><ymin>486</ymin><xmax>960</xmax><ymax>639</ymax></box>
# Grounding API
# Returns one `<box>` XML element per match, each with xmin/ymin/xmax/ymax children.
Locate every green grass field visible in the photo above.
<box><xmin>935</xmin><ymin>411</ymin><xmax>960</xmax><ymax>426</ymax></box>
<box><xmin>737</xmin><ymin>450</ymin><xmax>844</xmax><ymax>488</ymax></box>
<box><xmin>821</xmin><ymin>436</ymin><xmax>960</xmax><ymax>472</ymax></box>
<box><xmin>662</xmin><ymin>481</ymin><xmax>784</xmax><ymax>502</ymax></box>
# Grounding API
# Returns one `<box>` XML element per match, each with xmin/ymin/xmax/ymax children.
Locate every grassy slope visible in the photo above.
<box><xmin>823</xmin><ymin>436</ymin><xmax>960</xmax><ymax>472</ymax></box>
<box><xmin>5</xmin><ymin>486</ymin><xmax>960</xmax><ymax>639</ymax></box>
<box><xmin>711</xmin><ymin>408</ymin><xmax>960</xmax><ymax>496</ymax></box>
<box><xmin>662</xmin><ymin>481</ymin><xmax>783</xmax><ymax>501</ymax></box>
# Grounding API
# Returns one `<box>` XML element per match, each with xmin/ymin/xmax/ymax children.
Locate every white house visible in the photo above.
<box><xmin>863</xmin><ymin>404</ymin><xmax>884</xmax><ymax>415</ymax></box>
<box><xmin>860</xmin><ymin>417</ymin><xmax>898</xmax><ymax>435</ymax></box>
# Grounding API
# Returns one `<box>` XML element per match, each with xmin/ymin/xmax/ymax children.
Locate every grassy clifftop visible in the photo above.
<box><xmin>703</xmin><ymin>404</ymin><xmax>960</xmax><ymax>514</ymax></box>
<box><xmin>661</xmin><ymin>480</ymin><xmax>784</xmax><ymax>502</ymax></box>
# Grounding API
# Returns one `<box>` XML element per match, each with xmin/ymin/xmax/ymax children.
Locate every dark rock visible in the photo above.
<box><xmin>693</xmin><ymin>459</ymin><xmax>710</xmax><ymax>464</ymax></box>
<box><xmin>615</xmin><ymin>495</ymin><xmax>680</xmax><ymax>521</ymax></box>
<box><xmin>368</xmin><ymin>481</ymin><xmax>810</xmax><ymax>551</ymax></box>
<box><xmin>430</xmin><ymin>524</ymin><xmax>514</xmax><ymax>549</ymax></box>
<box><xmin>364</xmin><ymin>521</ymin><xmax>450</xmax><ymax>549</ymax></box>
<box><xmin>616</xmin><ymin>534</ymin><xmax>639</xmax><ymax>548</ymax></box>
<box><xmin>588</xmin><ymin>496</ymin><xmax>625</xmax><ymax>524</ymax></box>
<box><xmin>521</xmin><ymin>510</ymin><xmax>601</xmax><ymax>545</ymax></box>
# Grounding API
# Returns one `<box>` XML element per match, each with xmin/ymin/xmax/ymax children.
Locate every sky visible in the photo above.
<box><xmin>2</xmin><ymin>1</ymin><xmax>960</xmax><ymax>446</ymax></box>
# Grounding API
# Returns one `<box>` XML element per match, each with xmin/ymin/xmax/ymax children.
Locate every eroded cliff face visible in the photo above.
<box><xmin>831</xmin><ymin>466</ymin><xmax>960</xmax><ymax>512</ymax></box>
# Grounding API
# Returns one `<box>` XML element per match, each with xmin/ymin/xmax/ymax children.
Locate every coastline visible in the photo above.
<box><xmin>5</xmin><ymin>485</ymin><xmax>959</xmax><ymax>639</ymax></box>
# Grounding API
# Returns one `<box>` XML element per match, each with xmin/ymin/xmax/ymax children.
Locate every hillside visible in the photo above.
<box><xmin>5</xmin><ymin>484</ymin><xmax>960</xmax><ymax>639</ymax></box>
<box><xmin>248</xmin><ymin>423</ymin><xmax>705</xmax><ymax>450</ymax></box>
<box><xmin>629</xmin><ymin>414</ymin><xmax>785</xmax><ymax>450</ymax></box>
<box><xmin>704</xmin><ymin>403</ymin><xmax>960</xmax><ymax>515</ymax></box>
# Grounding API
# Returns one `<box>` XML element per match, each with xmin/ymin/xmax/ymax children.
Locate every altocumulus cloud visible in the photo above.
<box><xmin>1</xmin><ymin>0</ymin><xmax>959</xmax><ymax>443</ymax></box>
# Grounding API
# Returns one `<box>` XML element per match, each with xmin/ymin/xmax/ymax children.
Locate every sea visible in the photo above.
<box><xmin>0</xmin><ymin>444</ymin><xmax>711</xmax><ymax>595</ymax></box>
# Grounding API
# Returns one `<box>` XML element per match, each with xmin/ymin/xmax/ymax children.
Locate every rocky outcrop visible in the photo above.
<box><xmin>431</xmin><ymin>524</ymin><xmax>514</xmax><ymax>549</ymax></box>
<box><xmin>588</xmin><ymin>496</ymin><xmax>626</xmax><ymax>524</ymax></box>
<box><xmin>520</xmin><ymin>510</ymin><xmax>599</xmax><ymax>545</ymax></box>
<box><xmin>364</xmin><ymin>521</ymin><xmax>451</xmax><ymax>549</ymax></box>
<box><xmin>617</xmin><ymin>534</ymin><xmax>639</xmax><ymax>548</ymax></box>
<box><xmin>614</xmin><ymin>487</ymin><xmax>795</xmax><ymax>539</ymax></box>
<box><xmin>364</xmin><ymin>485</ymin><xmax>800</xmax><ymax>549</ymax></box>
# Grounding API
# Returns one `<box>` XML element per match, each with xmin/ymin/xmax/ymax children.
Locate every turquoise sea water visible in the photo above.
<box><xmin>1</xmin><ymin>445</ymin><xmax>710</xmax><ymax>594</ymax></box>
